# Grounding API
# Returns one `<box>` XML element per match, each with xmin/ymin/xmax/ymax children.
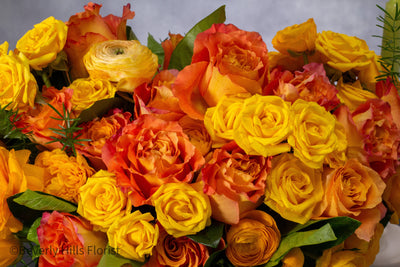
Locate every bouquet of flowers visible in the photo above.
<box><xmin>1</xmin><ymin>2</ymin><xmax>400</xmax><ymax>267</ymax></box>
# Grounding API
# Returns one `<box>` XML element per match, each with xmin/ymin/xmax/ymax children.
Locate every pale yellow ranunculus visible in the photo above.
<box><xmin>264</xmin><ymin>153</ymin><xmax>324</xmax><ymax>224</ymax></box>
<box><xmin>337</xmin><ymin>78</ymin><xmax>377</xmax><ymax>111</ymax></box>
<box><xmin>151</xmin><ymin>182</ymin><xmax>211</xmax><ymax>238</ymax></box>
<box><xmin>69</xmin><ymin>77</ymin><xmax>117</xmax><ymax>111</ymax></box>
<box><xmin>83</xmin><ymin>40</ymin><xmax>158</xmax><ymax>92</ymax></box>
<box><xmin>107</xmin><ymin>210</ymin><xmax>159</xmax><ymax>262</ymax></box>
<box><xmin>0</xmin><ymin>51</ymin><xmax>37</xmax><ymax>112</ymax></box>
<box><xmin>234</xmin><ymin>94</ymin><xmax>292</xmax><ymax>157</ymax></box>
<box><xmin>16</xmin><ymin>16</ymin><xmax>67</xmax><ymax>70</ymax></box>
<box><xmin>77</xmin><ymin>170</ymin><xmax>132</xmax><ymax>232</ymax></box>
<box><xmin>288</xmin><ymin>99</ymin><xmax>339</xmax><ymax>169</ymax></box>
<box><xmin>272</xmin><ymin>18</ymin><xmax>317</xmax><ymax>55</ymax></box>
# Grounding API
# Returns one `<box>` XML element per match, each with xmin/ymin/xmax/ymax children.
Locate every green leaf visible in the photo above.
<box><xmin>168</xmin><ymin>5</ymin><xmax>226</xmax><ymax>70</ymax></box>
<box><xmin>187</xmin><ymin>220</ymin><xmax>224</xmax><ymax>248</ymax></box>
<box><xmin>97</xmin><ymin>245</ymin><xmax>143</xmax><ymax>267</ymax></box>
<box><xmin>27</xmin><ymin>217</ymin><xmax>42</xmax><ymax>245</ymax></box>
<box><xmin>147</xmin><ymin>33</ymin><xmax>165</xmax><ymax>67</ymax></box>
<box><xmin>49</xmin><ymin>51</ymin><xmax>69</xmax><ymax>72</ymax></box>
<box><xmin>12</xmin><ymin>189</ymin><xmax>77</xmax><ymax>213</ymax></box>
<box><xmin>126</xmin><ymin>25</ymin><xmax>138</xmax><ymax>41</ymax></box>
<box><xmin>265</xmin><ymin>224</ymin><xmax>337</xmax><ymax>267</ymax></box>
<box><xmin>204</xmin><ymin>250</ymin><xmax>235</xmax><ymax>267</ymax></box>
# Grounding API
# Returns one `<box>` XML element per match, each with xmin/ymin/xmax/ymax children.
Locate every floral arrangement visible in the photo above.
<box><xmin>1</xmin><ymin>2</ymin><xmax>400</xmax><ymax>267</ymax></box>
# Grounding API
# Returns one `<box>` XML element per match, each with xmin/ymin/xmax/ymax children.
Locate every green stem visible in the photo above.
<box><xmin>41</xmin><ymin>71</ymin><xmax>52</xmax><ymax>88</ymax></box>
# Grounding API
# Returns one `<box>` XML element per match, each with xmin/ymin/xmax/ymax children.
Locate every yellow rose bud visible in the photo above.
<box><xmin>69</xmin><ymin>77</ymin><xmax>117</xmax><ymax>111</ymax></box>
<box><xmin>288</xmin><ymin>99</ymin><xmax>339</xmax><ymax>169</ymax></box>
<box><xmin>0</xmin><ymin>232</ymin><xmax>21</xmax><ymax>266</ymax></box>
<box><xmin>272</xmin><ymin>18</ymin><xmax>317</xmax><ymax>55</ymax></box>
<box><xmin>35</xmin><ymin>149</ymin><xmax>95</xmax><ymax>203</ymax></box>
<box><xmin>282</xmin><ymin>248</ymin><xmax>305</xmax><ymax>267</ymax></box>
<box><xmin>234</xmin><ymin>94</ymin><xmax>292</xmax><ymax>157</ymax></box>
<box><xmin>0</xmin><ymin>51</ymin><xmax>37</xmax><ymax>112</ymax></box>
<box><xmin>83</xmin><ymin>40</ymin><xmax>158</xmax><ymax>92</ymax></box>
<box><xmin>336</xmin><ymin>78</ymin><xmax>377</xmax><ymax>111</ymax></box>
<box><xmin>0</xmin><ymin>42</ymin><xmax>9</xmax><ymax>56</ymax></box>
<box><xmin>16</xmin><ymin>16</ymin><xmax>67</xmax><ymax>70</ymax></box>
<box><xmin>316</xmin><ymin>244</ymin><xmax>367</xmax><ymax>267</ymax></box>
<box><xmin>264</xmin><ymin>153</ymin><xmax>324</xmax><ymax>224</ymax></box>
<box><xmin>204</xmin><ymin>94</ymin><xmax>248</xmax><ymax>147</ymax></box>
<box><xmin>107</xmin><ymin>210</ymin><xmax>159</xmax><ymax>262</ymax></box>
<box><xmin>77</xmin><ymin>170</ymin><xmax>132</xmax><ymax>232</ymax></box>
<box><xmin>226</xmin><ymin>210</ymin><xmax>281</xmax><ymax>266</ymax></box>
<box><xmin>151</xmin><ymin>182</ymin><xmax>212</xmax><ymax>238</ymax></box>
<box><xmin>315</xmin><ymin>31</ymin><xmax>376</xmax><ymax>73</ymax></box>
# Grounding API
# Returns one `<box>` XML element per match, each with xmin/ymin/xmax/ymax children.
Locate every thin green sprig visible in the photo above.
<box><xmin>374</xmin><ymin>4</ymin><xmax>400</xmax><ymax>86</ymax></box>
<box><xmin>46</xmin><ymin>103</ymin><xmax>90</xmax><ymax>157</ymax></box>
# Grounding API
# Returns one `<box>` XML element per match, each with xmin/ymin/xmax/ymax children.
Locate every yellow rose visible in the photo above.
<box><xmin>226</xmin><ymin>210</ymin><xmax>281</xmax><ymax>266</ymax></box>
<box><xmin>272</xmin><ymin>18</ymin><xmax>317</xmax><ymax>55</ymax></box>
<box><xmin>69</xmin><ymin>77</ymin><xmax>117</xmax><ymax>111</ymax></box>
<box><xmin>337</xmin><ymin>78</ymin><xmax>377</xmax><ymax>111</ymax></box>
<box><xmin>204</xmin><ymin>94</ymin><xmax>248</xmax><ymax>147</ymax></box>
<box><xmin>35</xmin><ymin>149</ymin><xmax>95</xmax><ymax>203</ymax></box>
<box><xmin>83</xmin><ymin>40</ymin><xmax>158</xmax><ymax>92</ymax></box>
<box><xmin>316</xmin><ymin>244</ymin><xmax>367</xmax><ymax>267</ymax></box>
<box><xmin>264</xmin><ymin>153</ymin><xmax>324</xmax><ymax>224</ymax></box>
<box><xmin>324</xmin><ymin>120</ymin><xmax>348</xmax><ymax>168</ymax></box>
<box><xmin>315</xmin><ymin>31</ymin><xmax>376</xmax><ymax>73</ymax></box>
<box><xmin>16</xmin><ymin>16</ymin><xmax>67</xmax><ymax>70</ymax></box>
<box><xmin>288</xmin><ymin>99</ymin><xmax>339</xmax><ymax>169</ymax></box>
<box><xmin>282</xmin><ymin>248</ymin><xmax>305</xmax><ymax>267</ymax></box>
<box><xmin>234</xmin><ymin>94</ymin><xmax>292</xmax><ymax>157</ymax></box>
<box><xmin>0</xmin><ymin>232</ymin><xmax>21</xmax><ymax>266</ymax></box>
<box><xmin>77</xmin><ymin>170</ymin><xmax>132</xmax><ymax>232</ymax></box>
<box><xmin>107</xmin><ymin>210</ymin><xmax>159</xmax><ymax>262</ymax></box>
<box><xmin>0</xmin><ymin>148</ymin><xmax>44</xmax><ymax>238</ymax></box>
<box><xmin>150</xmin><ymin>182</ymin><xmax>211</xmax><ymax>238</ymax></box>
<box><xmin>0</xmin><ymin>42</ymin><xmax>8</xmax><ymax>56</ymax></box>
<box><xmin>0</xmin><ymin>51</ymin><xmax>37</xmax><ymax>112</ymax></box>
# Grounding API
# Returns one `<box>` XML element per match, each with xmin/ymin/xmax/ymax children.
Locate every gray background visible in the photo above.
<box><xmin>1</xmin><ymin>1</ymin><xmax>399</xmax><ymax>267</ymax></box>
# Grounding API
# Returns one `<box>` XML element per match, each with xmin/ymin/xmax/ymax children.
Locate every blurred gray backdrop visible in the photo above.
<box><xmin>0</xmin><ymin>0</ymin><xmax>388</xmax><ymax>54</ymax></box>
<box><xmin>1</xmin><ymin>1</ymin><xmax>399</xmax><ymax>267</ymax></box>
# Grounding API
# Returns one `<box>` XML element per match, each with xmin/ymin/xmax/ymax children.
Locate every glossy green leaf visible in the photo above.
<box><xmin>97</xmin><ymin>245</ymin><xmax>143</xmax><ymax>267</ymax></box>
<box><xmin>147</xmin><ymin>33</ymin><xmax>165</xmax><ymax>67</ymax></box>
<box><xmin>126</xmin><ymin>25</ymin><xmax>138</xmax><ymax>41</ymax></box>
<box><xmin>204</xmin><ymin>250</ymin><xmax>235</xmax><ymax>267</ymax></box>
<box><xmin>168</xmin><ymin>5</ymin><xmax>226</xmax><ymax>70</ymax></box>
<box><xmin>12</xmin><ymin>189</ymin><xmax>77</xmax><ymax>213</ymax></box>
<box><xmin>27</xmin><ymin>217</ymin><xmax>42</xmax><ymax>245</ymax></box>
<box><xmin>187</xmin><ymin>220</ymin><xmax>224</xmax><ymax>248</ymax></box>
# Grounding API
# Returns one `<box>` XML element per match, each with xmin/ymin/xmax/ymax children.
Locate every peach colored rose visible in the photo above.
<box><xmin>178</xmin><ymin>115</ymin><xmax>212</xmax><ymax>156</ymax></box>
<box><xmin>226</xmin><ymin>210</ymin><xmax>280</xmax><ymax>266</ymax></box>
<box><xmin>272</xmin><ymin>18</ymin><xmax>317</xmax><ymax>55</ymax></box>
<box><xmin>102</xmin><ymin>114</ymin><xmax>204</xmax><ymax>206</ymax></box>
<box><xmin>383</xmin><ymin>167</ymin><xmax>400</xmax><ymax>224</ymax></box>
<box><xmin>320</xmin><ymin>158</ymin><xmax>386</xmax><ymax>241</ymax></box>
<box><xmin>64</xmin><ymin>2</ymin><xmax>135</xmax><ymax>79</ymax></box>
<box><xmin>376</xmin><ymin>78</ymin><xmax>400</xmax><ymax>130</ymax></box>
<box><xmin>37</xmin><ymin>211</ymin><xmax>107</xmax><ymax>267</ymax></box>
<box><xmin>35</xmin><ymin>148</ymin><xmax>95</xmax><ymax>203</ymax></box>
<box><xmin>150</xmin><ymin>229</ymin><xmax>209</xmax><ymax>267</ymax></box>
<box><xmin>173</xmin><ymin>23</ymin><xmax>269</xmax><ymax>120</ymax></box>
<box><xmin>352</xmin><ymin>98</ymin><xmax>400</xmax><ymax>179</ymax></box>
<box><xmin>161</xmin><ymin>33</ymin><xmax>184</xmax><ymax>69</ymax></box>
<box><xmin>202</xmin><ymin>142</ymin><xmax>268</xmax><ymax>224</ymax></box>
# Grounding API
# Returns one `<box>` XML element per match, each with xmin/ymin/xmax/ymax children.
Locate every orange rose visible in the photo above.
<box><xmin>202</xmin><ymin>142</ymin><xmax>268</xmax><ymax>224</ymax></box>
<box><xmin>178</xmin><ymin>115</ymin><xmax>212</xmax><ymax>156</ymax></box>
<box><xmin>173</xmin><ymin>23</ymin><xmax>269</xmax><ymax>120</ymax></box>
<box><xmin>37</xmin><ymin>211</ymin><xmax>107</xmax><ymax>267</ymax></box>
<box><xmin>102</xmin><ymin>114</ymin><xmax>204</xmax><ymax>206</ymax></box>
<box><xmin>64</xmin><ymin>3</ymin><xmax>135</xmax><ymax>79</ymax></box>
<box><xmin>0</xmin><ymin>231</ymin><xmax>21</xmax><ymax>266</ymax></box>
<box><xmin>383</xmin><ymin>167</ymin><xmax>400</xmax><ymax>224</ymax></box>
<box><xmin>226</xmin><ymin>210</ymin><xmax>280</xmax><ymax>266</ymax></box>
<box><xmin>150</xmin><ymin>229</ymin><xmax>209</xmax><ymax>267</ymax></box>
<box><xmin>320</xmin><ymin>158</ymin><xmax>386</xmax><ymax>241</ymax></box>
<box><xmin>281</xmin><ymin>248</ymin><xmax>304</xmax><ymax>267</ymax></box>
<box><xmin>161</xmin><ymin>33</ymin><xmax>184</xmax><ymax>69</ymax></box>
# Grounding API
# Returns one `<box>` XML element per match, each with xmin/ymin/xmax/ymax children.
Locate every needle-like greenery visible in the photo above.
<box><xmin>375</xmin><ymin>4</ymin><xmax>400</xmax><ymax>87</ymax></box>
<box><xmin>46</xmin><ymin>103</ymin><xmax>90</xmax><ymax>157</ymax></box>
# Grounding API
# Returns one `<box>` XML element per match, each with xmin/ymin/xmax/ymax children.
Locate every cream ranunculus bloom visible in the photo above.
<box><xmin>107</xmin><ymin>210</ymin><xmax>159</xmax><ymax>262</ymax></box>
<box><xmin>69</xmin><ymin>77</ymin><xmax>117</xmax><ymax>111</ymax></box>
<box><xmin>83</xmin><ymin>40</ymin><xmax>158</xmax><ymax>92</ymax></box>
<box><xmin>16</xmin><ymin>16</ymin><xmax>67</xmax><ymax>70</ymax></box>
<box><xmin>77</xmin><ymin>170</ymin><xmax>132</xmax><ymax>232</ymax></box>
<box><xmin>150</xmin><ymin>182</ymin><xmax>212</xmax><ymax>238</ymax></box>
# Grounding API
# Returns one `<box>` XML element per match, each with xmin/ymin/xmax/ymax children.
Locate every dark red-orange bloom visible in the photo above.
<box><xmin>102</xmin><ymin>114</ymin><xmax>205</xmax><ymax>206</ymax></box>
<box><xmin>64</xmin><ymin>2</ymin><xmax>135</xmax><ymax>79</ymax></box>
<box><xmin>173</xmin><ymin>23</ymin><xmax>269</xmax><ymax>120</ymax></box>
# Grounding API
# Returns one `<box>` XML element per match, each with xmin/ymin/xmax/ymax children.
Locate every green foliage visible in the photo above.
<box><xmin>97</xmin><ymin>245</ymin><xmax>143</xmax><ymax>267</ymax></box>
<box><xmin>187</xmin><ymin>220</ymin><xmax>224</xmax><ymax>248</ymax></box>
<box><xmin>147</xmin><ymin>33</ymin><xmax>165</xmax><ymax>67</ymax></box>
